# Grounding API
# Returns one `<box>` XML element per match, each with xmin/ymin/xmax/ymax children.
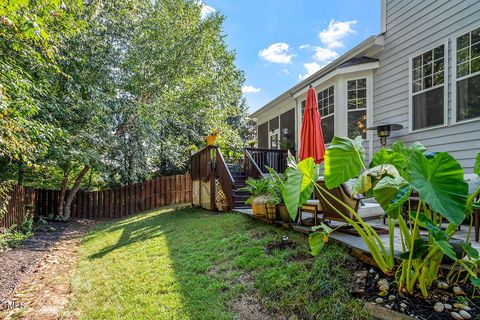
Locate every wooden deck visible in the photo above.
<box><xmin>234</xmin><ymin>208</ymin><xmax>480</xmax><ymax>259</ymax></box>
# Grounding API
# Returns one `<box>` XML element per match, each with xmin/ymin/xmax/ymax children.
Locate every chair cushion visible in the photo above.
<box><xmin>358</xmin><ymin>202</ymin><xmax>384</xmax><ymax>218</ymax></box>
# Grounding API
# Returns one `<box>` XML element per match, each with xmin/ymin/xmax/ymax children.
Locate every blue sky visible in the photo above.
<box><xmin>201</xmin><ymin>0</ymin><xmax>381</xmax><ymax>112</ymax></box>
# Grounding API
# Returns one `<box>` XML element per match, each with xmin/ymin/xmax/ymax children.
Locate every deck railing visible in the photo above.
<box><xmin>215</xmin><ymin>148</ymin><xmax>234</xmax><ymax>208</ymax></box>
<box><xmin>191</xmin><ymin>145</ymin><xmax>217</xmax><ymax>180</ymax></box>
<box><xmin>191</xmin><ymin>145</ymin><xmax>234</xmax><ymax>210</ymax></box>
<box><xmin>244</xmin><ymin>148</ymin><xmax>291</xmax><ymax>175</ymax></box>
<box><xmin>243</xmin><ymin>148</ymin><xmax>263</xmax><ymax>179</ymax></box>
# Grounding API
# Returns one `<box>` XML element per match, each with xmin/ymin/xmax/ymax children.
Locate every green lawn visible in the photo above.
<box><xmin>68</xmin><ymin>206</ymin><xmax>369</xmax><ymax>320</ymax></box>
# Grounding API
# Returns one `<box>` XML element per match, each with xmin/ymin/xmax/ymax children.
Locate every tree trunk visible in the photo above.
<box><xmin>57</xmin><ymin>169</ymin><xmax>70</xmax><ymax>217</ymax></box>
<box><xmin>63</xmin><ymin>165</ymin><xmax>90</xmax><ymax>219</ymax></box>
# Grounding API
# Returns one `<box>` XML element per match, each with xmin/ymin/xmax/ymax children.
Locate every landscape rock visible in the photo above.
<box><xmin>453</xmin><ymin>286</ymin><xmax>465</xmax><ymax>295</ymax></box>
<box><xmin>375</xmin><ymin>298</ymin><xmax>384</xmax><ymax>304</ymax></box>
<box><xmin>453</xmin><ymin>303</ymin><xmax>471</xmax><ymax>311</ymax></box>
<box><xmin>377</xmin><ymin>279</ymin><xmax>388</xmax><ymax>286</ymax></box>
<box><xmin>451</xmin><ymin>312</ymin><xmax>463</xmax><ymax>320</ymax></box>
<box><xmin>369</xmin><ymin>268</ymin><xmax>375</xmax><ymax>273</ymax></box>
<box><xmin>388</xmin><ymin>295</ymin><xmax>396</xmax><ymax>301</ymax></box>
<box><xmin>434</xmin><ymin>302</ymin><xmax>444</xmax><ymax>312</ymax></box>
<box><xmin>437</xmin><ymin>281</ymin><xmax>449</xmax><ymax>290</ymax></box>
<box><xmin>400</xmin><ymin>303</ymin><xmax>407</xmax><ymax>308</ymax></box>
<box><xmin>459</xmin><ymin>310</ymin><xmax>471</xmax><ymax>319</ymax></box>
<box><xmin>445</xmin><ymin>304</ymin><xmax>452</xmax><ymax>310</ymax></box>
<box><xmin>378</xmin><ymin>284</ymin><xmax>389</xmax><ymax>292</ymax></box>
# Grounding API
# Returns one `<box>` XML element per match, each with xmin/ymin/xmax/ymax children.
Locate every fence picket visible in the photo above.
<box><xmin>0</xmin><ymin>174</ymin><xmax>191</xmax><ymax>228</ymax></box>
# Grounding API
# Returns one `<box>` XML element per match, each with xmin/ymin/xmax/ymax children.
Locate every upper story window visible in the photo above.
<box><xmin>317</xmin><ymin>85</ymin><xmax>334</xmax><ymax>143</ymax></box>
<box><xmin>347</xmin><ymin>79</ymin><xmax>367</xmax><ymax>139</ymax></box>
<box><xmin>455</xmin><ymin>26</ymin><xmax>480</xmax><ymax>122</ymax></box>
<box><xmin>411</xmin><ymin>44</ymin><xmax>445</xmax><ymax>131</ymax></box>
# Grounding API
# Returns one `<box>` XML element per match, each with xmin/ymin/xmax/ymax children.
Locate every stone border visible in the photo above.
<box><xmin>364</xmin><ymin>302</ymin><xmax>415</xmax><ymax>320</ymax></box>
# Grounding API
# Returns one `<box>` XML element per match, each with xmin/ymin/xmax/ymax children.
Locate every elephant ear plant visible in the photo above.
<box><xmin>283</xmin><ymin>136</ymin><xmax>480</xmax><ymax>297</ymax></box>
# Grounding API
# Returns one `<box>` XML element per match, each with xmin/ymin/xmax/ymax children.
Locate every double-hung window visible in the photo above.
<box><xmin>347</xmin><ymin>79</ymin><xmax>367</xmax><ymax>139</ymax></box>
<box><xmin>317</xmin><ymin>85</ymin><xmax>334</xmax><ymax>143</ymax></box>
<box><xmin>455</xmin><ymin>26</ymin><xmax>480</xmax><ymax>122</ymax></box>
<box><xmin>411</xmin><ymin>44</ymin><xmax>446</xmax><ymax>131</ymax></box>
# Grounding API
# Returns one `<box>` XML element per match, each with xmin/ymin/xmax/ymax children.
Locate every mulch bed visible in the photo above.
<box><xmin>0</xmin><ymin>222</ymin><xmax>71</xmax><ymax>304</ymax></box>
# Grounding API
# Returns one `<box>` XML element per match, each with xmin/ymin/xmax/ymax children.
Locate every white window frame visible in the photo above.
<box><xmin>346</xmin><ymin>77</ymin><xmax>368</xmax><ymax>140</ymax></box>
<box><xmin>317</xmin><ymin>85</ymin><xmax>335</xmax><ymax>144</ymax></box>
<box><xmin>268</xmin><ymin>128</ymin><xmax>280</xmax><ymax>149</ymax></box>
<box><xmin>452</xmin><ymin>25</ymin><xmax>480</xmax><ymax>125</ymax></box>
<box><xmin>408</xmin><ymin>41</ymin><xmax>448</xmax><ymax>133</ymax></box>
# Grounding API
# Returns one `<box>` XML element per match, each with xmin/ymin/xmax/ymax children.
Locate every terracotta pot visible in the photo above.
<box><xmin>206</xmin><ymin>135</ymin><xmax>217</xmax><ymax>146</ymax></box>
<box><xmin>265</xmin><ymin>203</ymin><xmax>277</xmax><ymax>221</ymax></box>
<box><xmin>277</xmin><ymin>204</ymin><xmax>290</xmax><ymax>223</ymax></box>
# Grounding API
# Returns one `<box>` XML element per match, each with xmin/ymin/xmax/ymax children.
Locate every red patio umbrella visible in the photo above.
<box><xmin>299</xmin><ymin>86</ymin><xmax>325</xmax><ymax>164</ymax></box>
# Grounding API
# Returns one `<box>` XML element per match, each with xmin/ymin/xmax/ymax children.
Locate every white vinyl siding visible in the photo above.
<box><xmin>373</xmin><ymin>0</ymin><xmax>480</xmax><ymax>172</ymax></box>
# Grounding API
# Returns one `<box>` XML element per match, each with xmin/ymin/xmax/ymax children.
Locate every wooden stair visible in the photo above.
<box><xmin>227</xmin><ymin>164</ymin><xmax>250</xmax><ymax>209</ymax></box>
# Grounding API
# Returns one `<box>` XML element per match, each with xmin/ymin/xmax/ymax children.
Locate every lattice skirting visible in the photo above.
<box><xmin>200</xmin><ymin>179</ymin><xmax>211</xmax><ymax>210</ymax></box>
<box><xmin>192</xmin><ymin>178</ymin><xmax>228</xmax><ymax>211</ymax></box>
<box><xmin>215</xmin><ymin>179</ymin><xmax>228</xmax><ymax>211</ymax></box>
<box><xmin>192</xmin><ymin>180</ymin><xmax>200</xmax><ymax>206</ymax></box>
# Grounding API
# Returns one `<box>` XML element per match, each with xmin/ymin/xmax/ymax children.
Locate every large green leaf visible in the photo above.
<box><xmin>461</xmin><ymin>242</ymin><xmax>479</xmax><ymax>260</ymax></box>
<box><xmin>475</xmin><ymin>153</ymin><xmax>480</xmax><ymax>176</ymax></box>
<box><xmin>392</xmin><ymin>141</ymin><xmax>426</xmax><ymax>157</ymax></box>
<box><xmin>369</xmin><ymin>147</ymin><xmax>406</xmax><ymax>172</ymax></box>
<box><xmin>435</xmin><ymin>240</ymin><xmax>457</xmax><ymax>260</ymax></box>
<box><xmin>282</xmin><ymin>157</ymin><xmax>318</xmax><ymax>220</ymax></box>
<box><xmin>407</xmin><ymin>152</ymin><xmax>468</xmax><ymax>225</ymax></box>
<box><xmin>324</xmin><ymin>136</ymin><xmax>365</xmax><ymax>189</ymax></box>
<box><xmin>373</xmin><ymin>176</ymin><xmax>412</xmax><ymax>218</ymax></box>
<box><xmin>352</xmin><ymin>164</ymin><xmax>400</xmax><ymax>196</ymax></box>
<box><xmin>309</xmin><ymin>223</ymin><xmax>332</xmax><ymax>256</ymax></box>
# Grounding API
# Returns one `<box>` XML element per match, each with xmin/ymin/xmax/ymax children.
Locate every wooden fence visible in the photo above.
<box><xmin>0</xmin><ymin>174</ymin><xmax>191</xmax><ymax>229</ymax></box>
<box><xmin>0</xmin><ymin>185</ymin><xmax>36</xmax><ymax>230</ymax></box>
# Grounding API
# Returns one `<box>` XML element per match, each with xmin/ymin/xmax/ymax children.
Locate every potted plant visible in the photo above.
<box><xmin>206</xmin><ymin>128</ymin><xmax>221</xmax><ymax>146</ymax></box>
<box><xmin>265</xmin><ymin>167</ymin><xmax>290</xmax><ymax>223</ymax></box>
<box><xmin>238</xmin><ymin>177</ymin><xmax>270</xmax><ymax>216</ymax></box>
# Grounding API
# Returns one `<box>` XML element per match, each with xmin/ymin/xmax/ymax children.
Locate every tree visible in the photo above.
<box><xmin>1</xmin><ymin>0</ymin><xmax>252</xmax><ymax>218</ymax></box>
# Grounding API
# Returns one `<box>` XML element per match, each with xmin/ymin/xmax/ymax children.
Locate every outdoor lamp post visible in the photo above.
<box><xmin>367</xmin><ymin>123</ymin><xmax>403</xmax><ymax>148</ymax></box>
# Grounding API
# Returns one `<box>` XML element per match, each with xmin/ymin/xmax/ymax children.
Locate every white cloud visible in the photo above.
<box><xmin>241</xmin><ymin>85</ymin><xmax>261</xmax><ymax>93</ymax></box>
<box><xmin>313</xmin><ymin>47</ymin><xmax>338</xmax><ymax>63</ymax></box>
<box><xmin>200</xmin><ymin>4</ymin><xmax>216</xmax><ymax>19</ymax></box>
<box><xmin>319</xmin><ymin>19</ymin><xmax>357</xmax><ymax>49</ymax></box>
<box><xmin>299</xmin><ymin>44</ymin><xmax>310</xmax><ymax>50</ymax></box>
<box><xmin>282</xmin><ymin>68</ymin><xmax>290</xmax><ymax>75</ymax></box>
<box><xmin>298</xmin><ymin>62</ymin><xmax>325</xmax><ymax>80</ymax></box>
<box><xmin>258</xmin><ymin>43</ymin><xmax>293</xmax><ymax>64</ymax></box>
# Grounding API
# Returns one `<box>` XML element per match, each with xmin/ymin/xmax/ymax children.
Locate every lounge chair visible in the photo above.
<box><xmin>315</xmin><ymin>180</ymin><xmax>386</xmax><ymax>235</ymax></box>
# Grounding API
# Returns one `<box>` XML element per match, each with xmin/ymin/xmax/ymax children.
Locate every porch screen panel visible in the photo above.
<box><xmin>269</xmin><ymin>117</ymin><xmax>279</xmax><ymax>131</ymax></box>
<box><xmin>258</xmin><ymin>122</ymin><xmax>268</xmax><ymax>148</ymax></box>
<box><xmin>280</xmin><ymin>109</ymin><xmax>295</xmax><ymax>151</ymax></box>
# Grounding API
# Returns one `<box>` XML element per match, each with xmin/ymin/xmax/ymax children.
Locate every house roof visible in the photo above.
<box><xmin>338</xmin><ymin>56</ymin><xmax>379</xmax><ymax>68</ymax></box>
<box><xmin>251</xmin><ymin>34</ymin><xmax>384</xmax><ymax>118</ymax></box>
